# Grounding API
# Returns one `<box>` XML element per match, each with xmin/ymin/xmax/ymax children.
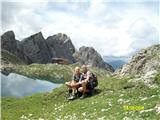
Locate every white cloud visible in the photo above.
<box><xmin>128</xmin><ymin>18</ymin><xmax>159</xmax><ymax>50</ymax></box>
<box><xmin>1</xmin><ymin>2</ymin><xmax>49</xmax><ymax>38</ymax></box>
<box><xmin>1</xmin><ymin>0</ymin><xmax>159</xmax><ymax>56</ymax></box>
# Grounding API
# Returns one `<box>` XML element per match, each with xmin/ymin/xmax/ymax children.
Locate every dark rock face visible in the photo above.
<box><xmin>1</xmin><ymin>31</ymin><xmax>114</xmax><ymax>70</ymax></box>
<box><xmin>1</xmin><ymin>31</ymin><xmax>31</xmax><ymax>64</ymax></box>
<box><xmin>51</xmin><ymin>58</ymin><xmax>69</xmax><ymax>65</ymax></box>
<box><xmin>73</xmin><ymin>46</ymin><xmax>114</xmax><ymax>72</ymax></box>
<box><xmin>1</xmin><ymin>49</ymin><xmax>25</xmax><ymax>65</ymax></box>
<box><xmin>46</xmin><ymin>33</ymin><xmax>75</xmax><ymax>63</ymax></box>
<box><xmin>1</xmin><ymin>31</ymin><xmax>17</xmax><ymax>54</ymax></box>
<box><xmin>19</xmin><ymin>32</ymin><xmax>51</xmax><ymax>64</ymax></box>
<box><xmin>1</xmin><ymin>31</ymin><xmax>76</xmax><ymax>64</ymax></box>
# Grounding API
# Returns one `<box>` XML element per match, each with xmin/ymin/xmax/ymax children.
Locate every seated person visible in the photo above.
<box><xmin>78</xmin><ymin>65</ymin><xmax>98</xmax><ymax>99</ymax></box>
<box><xmin>65</xmin><ymin>66</ymin><xmax>81</xmax><ymax>100</ymax></box>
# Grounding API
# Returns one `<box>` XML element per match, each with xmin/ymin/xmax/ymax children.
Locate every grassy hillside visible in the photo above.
<box><xmin>1</xmin><ymin>64</ymin><xmax>111</xmax><ymax>82</ymax></box>
<box><xmin>2</xmin><ymin>77</ymin><xmax>160</xmax><ymax>119</ymax></box>
<box><xmin>1</xmin><ymin>64</ymin><xmax>160</xmax><ymax>120</ymax></box>
<box><xmin>1</xmin><ymin>49</ymin><xmax>25</xmax><ymax>65</ymax></box>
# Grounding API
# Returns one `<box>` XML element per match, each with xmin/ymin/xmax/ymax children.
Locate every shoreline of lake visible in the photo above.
<box><xmin>1</xmin><ymin>73</ymin><xmax>63</xmax><ymax>98</ymax></box>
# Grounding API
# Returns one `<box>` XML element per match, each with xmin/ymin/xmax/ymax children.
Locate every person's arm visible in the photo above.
<box><xmin>83</xmin><ymin>71</ymin><xmax>92</xmax><ymax>82</ymax></box>
<box><xmin>84</xmin><ymin>75</ymin><xmax>90</xmax><ymax>82</ymax></box>
<box><xmin>78</xmin><ymin>74</ymin><xmax>83</xmax><ymax>84</ymax></box>
<box><xmin>71</xmin><ymin>75</ymin><xmax>75</xmax><ymax>82</ymax></box>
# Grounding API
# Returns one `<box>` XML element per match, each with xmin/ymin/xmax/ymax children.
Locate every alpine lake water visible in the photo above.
<box><xmin>1</xmin><ymin>73</ymin><xmax>62</xmax><ymax>98</ymax></box>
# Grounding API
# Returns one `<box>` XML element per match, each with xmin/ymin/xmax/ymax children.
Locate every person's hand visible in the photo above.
<box><xmin>70</xmin><ymin>82</ymin><xmax>73</xmax><ymax>86</ymax></box>
<box><xmin>78</xmin><ymin>81</ymin><xmax>82</xmax><ymax>84</ymax></box>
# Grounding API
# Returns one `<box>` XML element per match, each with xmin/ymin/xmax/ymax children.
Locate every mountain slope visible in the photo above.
<box><xmin>1</xmin><ymin>31</ymin><xmax>76</xmax><ymax>64</ymax></box>
<box><xmin>1</xmin><ymin>49</ymin><xmax>25</xmax><ymax>65</ymax></box>
<box><xmin>1</xmin><ymin>64</ymin><xmax>111</xmax><ymax>83</ymax></box>
<box><xmin>1</xmin><ymin>31</ymin><xmax>113</xmax><ymax>71</ymax></box>
<box><xmin>1</xmin><ymin>31</ymin><xmax>31</xmax><ymax>64</ymax></box>
<box><xmin>1</xmin><ymin>65</ymin><xmax>160</xmax><ymax>120</ymax></box>
<box><xmin>119</xmin><ymin>44</ymin><xmax>160</xmax><ymax>76</ymax></box>
<box><xmin>106</xmin><ymin>60</ymin><xmax>126</xmax><ymax>70</ymax></box>
<box><xmin>103</xmin><ymin>56</ymin><xmax>130</xmax><ymax>69</ymax></box>
<box><xmin>73</xmin><ymin>46</ymin><xmax>114</xmax><ymax>72</ymax></box>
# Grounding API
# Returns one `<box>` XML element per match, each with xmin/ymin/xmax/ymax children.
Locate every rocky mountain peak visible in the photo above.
<box><xmin>46</xmin><ymin>33</ymin><xmax>76</xmax><ymax>63</ymax></box>
<box><xmin>1</xmin><ymin>30</ymin><xmax>114</xmax><ymax>72</ymax></box>
<box><xmin>73</xmin><ymin>46</ymin><xmax>114</xmax><ymax>72</ymax></box>
<box><xmin>2</xmin><ymin>30</ymin><xmax>15</xmax><ymax>39</ymax></box>
<box><xmin>119</xmin><ymin>44</ymin><xmax>160</xmax><ymax>76</ymax></box>
<box><xmin>1</xmin><ymin>30</ymin><xmax>76</xmax><ymax>64</ymax></box>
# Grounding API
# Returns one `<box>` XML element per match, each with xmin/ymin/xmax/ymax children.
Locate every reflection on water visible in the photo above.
<box><xmin>1</xmin><ymin>73</ymin><xmax>62</xmax><ymax>97</ymax></box>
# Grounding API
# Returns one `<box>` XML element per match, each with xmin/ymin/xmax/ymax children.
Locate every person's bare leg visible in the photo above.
<box><xmin>65</xmin><ymin>82</ymin><xmax>73</xmax><ymax>97</ymax></box>
<box><xmin>78</xmin><ymin>87</ymin><xmax>84</xmax><ymax>93</ymax></box>
<box><xmin>78</xmin><ymin>81</ymin><xmax>88</xmax><ymax>99</ymax></box>
<box><xmin>71</xmin><ymin>81</ymin><xmax>77</xmax><ymax>95</ymax></box>
<box><xmin>65</xmin><ymin>81</ymin><xmax>72</xmax><ymax>88</ymax></box>
<box><xmin>81</xmin><ymin>81</ymin><xmax>87</xmax><ymax>94</ymax></box>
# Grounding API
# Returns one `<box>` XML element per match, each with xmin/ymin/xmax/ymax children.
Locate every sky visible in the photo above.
<box><xmin>1</xmin><ymin>0</ymin><xmax>160</xmax><ymax>57</ymax></box>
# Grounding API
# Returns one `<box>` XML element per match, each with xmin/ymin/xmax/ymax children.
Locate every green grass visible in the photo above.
<box><xmin>1</xmin><ymin>64</ymin><xmax>160</xmax><ymax>120</ymax></box>
<box><xmin>1</xmin><ymin>64</ymin><xmax>111</xmax><ymax>83</ymax></box>
<box><xmin>1</xmin><ymin>49</ymin><xmax>25</xmax><ymax>65</ymax></box>
<box><xmin>154</xmin><ymin>72</ymin><xmax>160</xmax><ymax>85</ymax></box>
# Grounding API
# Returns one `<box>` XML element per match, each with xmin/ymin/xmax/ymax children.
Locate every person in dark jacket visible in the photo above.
<box><xmin>65</xmin><ymin>67</ymin><xmax>81</xmax><ymax>100</ymax></box>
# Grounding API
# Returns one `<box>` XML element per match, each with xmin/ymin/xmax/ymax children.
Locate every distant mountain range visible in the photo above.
<box><xmin>103</xmin><ymin>56</ymin><xmax>131</xmax><ymax>70</ymax></box>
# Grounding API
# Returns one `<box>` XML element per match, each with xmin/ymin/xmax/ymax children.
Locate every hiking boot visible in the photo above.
<box><xmin>76</xmin><ymin>91</ymin><xmax>82</xmax><ymax>98</ymax></box>
<box><xmin>80</xmin><ymin>94</ymin><xmax>87</xmax><ymax>99</ymax></box>
<box><xmin>67</xmin><ymin>94</ymin><xmax>76</xmax><ymax>100</ymax></box>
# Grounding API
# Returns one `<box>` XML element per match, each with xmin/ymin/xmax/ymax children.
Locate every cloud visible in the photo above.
<box><xmin>1</xmin><ymin>0</ymin><xmax>159</xmax><ymax>56</ymax></box>
<box><xmin>128</xmin><ymin>18</ymin><xmax>159</xmax><ymax>50</ymax></box>
<box><xmin>1</xmin><ymin>1</ymin><xmax>49</xmax><ymax>38</ymax></box>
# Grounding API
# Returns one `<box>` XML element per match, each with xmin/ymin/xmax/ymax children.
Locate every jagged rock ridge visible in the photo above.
<box><xmin>73</xmin><ymin>46</ymin><xmax>114</xmax><ymax>72</ymax></box>
<box><xmin>1</xmin><ymin>31</ymin><xmax>76</xmax><ymax>64</ymax></box>
<box><xmin>1</xmin><ymin>31</ymin><xmax>113</xmax><ymax>71</ymax></box>
<box><xmin>119</xmin><ymin>45</ymin><xmax>160</xmax><ymax>76</ymax></box>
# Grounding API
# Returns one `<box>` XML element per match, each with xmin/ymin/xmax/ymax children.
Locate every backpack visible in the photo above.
<box><xmin>91</xmin><ymin>73</ymin><xmax>98</xmax><ymax>87</ymax></box>
<box><xmin>80</xmin><ymin>72</ymin><xmax>98</xmax><ymax>88</ymax></box>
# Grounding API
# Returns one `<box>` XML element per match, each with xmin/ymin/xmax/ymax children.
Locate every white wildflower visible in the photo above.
<box><xmin>151</xmin><ymin>95</ymin><xmax>156</xmax><ymax>98</ymax></box>
<box><xmin>101</xmin><ymin>108</ymin><xmax>108</xmax><ymax>112</ymax></box>
<box><xmin>98</xmin><ymin>116</ymin><xmax>105</xmax><ymax>120</ymax></box>
<box><xmin>38</xmin><ymin>118</ymin><xmax>45</xmax><ymax>120</ymax></box>
<box><xmin>141</xmin><ymin>97</ymin><xmax>148</xmax><ymax>101</ymax></box>
<box><xmin>117</xmin><ymin>98</ymin><xmax>124</xmax><ymax>104</ymax></box>
<box><xmin>108</xmin><ymin>101</ymin><xmax>112</xmax><ymax>106</ymax></box>
<box><xmin>82</xmin><ymin>112</ymin><xmax>86</xmax><ymax>116</ymax></box>
<box><xmin>140</xmin><ymin>108</ymin><xmax>154</xmax><ymax>114</ymax></box>
<box><xmin>20</xmin><ymin>115</ymin><xmax>25</xmax><ymax>119</ymax></box>
<box><xmin>155</xmin><ymin>104</ymin><xmax>160</xmax><ymax>114</ymax></box>
<box><xmin>123</xmin><ymin>116</ymin><xmax>132</xmax><ymax>120</ymax></box>
<box><xmin>120</xmin><ymin>94</ymin><xmax>124</xmax><ymax>97</ymax></box>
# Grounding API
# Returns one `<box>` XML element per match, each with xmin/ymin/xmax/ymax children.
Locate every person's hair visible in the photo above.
<box><xmin>82</xmin><ymin>65</ymin><xmax>88</xmax><ymax>69</ymax></box>
<box><xmin>74</xmin><ymin>67</ymin><xmax>80</xmax><ymax>74</ymax></box>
